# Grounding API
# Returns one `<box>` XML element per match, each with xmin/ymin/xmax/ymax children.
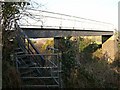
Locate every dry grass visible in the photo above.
<box><xmin>2</xmin><ymin>61</ymin><xmax>21</xmax><ymax>88</ymax></box>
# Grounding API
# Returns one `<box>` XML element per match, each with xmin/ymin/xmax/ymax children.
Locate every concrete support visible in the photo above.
<box><xmin>102</xmin><ymin>35</ymin><xmax>118</xmax><ymax>63</ymax></box>
<box><xmin>54</xmin><ymin>37</ymin><xmax>63</xmax><ymax>52</ymax></box>
<box><xmin>54</xmin><ymin>37</ymin><xmax>64</xmax><ymax>88</ymax></box>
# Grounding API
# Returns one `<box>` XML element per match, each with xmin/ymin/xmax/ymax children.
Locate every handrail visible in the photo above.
<box><xmin>19</xmin><ymin>9</ymin><xmax>114</xmax><ymax>31</ymax></box>
<box><xmin>15</xmin><ymin>24</ymin><xmax>45</xmax><ymax>66</ymax></box>
<box><xmin>17</xmin><ymin>54</ymin><xmax>59</xmax><ymax>57</ymax></box>
<box><xmin>14</xmin><ymin>23</ymin><xmax>61</xmax><ymax>87</ymax></box>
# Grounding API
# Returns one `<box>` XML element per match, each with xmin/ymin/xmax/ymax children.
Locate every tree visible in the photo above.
<box><xmin>57</xmin><ymin>36</ymin><xmax>77</xmax><ymax>87</ymax></box>
<box><xmin>2</xmin><ymin>1</ymin><xmax>28</xmax><ymax>60</ymax></box>
<box><xmin>1</xmin><ymin>1</ymin><xmax>28</xmax><ymax>88</ymax></box>
<box><xmin>1</xmin><ymin>1</ymin><xmax>45</xmax><ymax>88</ymax></box>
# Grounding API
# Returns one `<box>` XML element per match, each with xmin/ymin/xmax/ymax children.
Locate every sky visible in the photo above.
<box><xmin>23</xmin><ymin>0</ymin><xmax>120</xmax><ymax>30</ymax></box>
<box><xmin>31</xmin><ymin>0</ymin><xmax>119</xmax><ymax>30</ymax></box>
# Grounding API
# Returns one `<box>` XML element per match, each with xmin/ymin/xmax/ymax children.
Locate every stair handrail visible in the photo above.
<box><xmin>15</xmin><ymin>24</ymin><xmax>45</xmax><ymax>66</ymax></box>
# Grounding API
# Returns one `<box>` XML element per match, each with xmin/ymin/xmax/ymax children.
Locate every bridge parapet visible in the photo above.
<box><xmin>18</xmin><ymin>8</ymin><xmax>117</xmax><ymax>63</ymax></box>
<box><xmin>19</xmin><ymin>9</ymin><xmax>114</xmax><ymax>31</ymax></box>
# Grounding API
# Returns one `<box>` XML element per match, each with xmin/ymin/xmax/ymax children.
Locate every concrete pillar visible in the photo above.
<box><xmin>54</xmin><ymin>37</ymin><xmax>63</xmax><ymax>88</ymax></box>
<box><xmin>102</xmin><ymin>35</ymin><xmax>118</xmax><ymax>63</ymax></box>
<box><xmin>54</xmin><ymin>37</ymin><xmax>63</xmax><ymax>52</ymax></box>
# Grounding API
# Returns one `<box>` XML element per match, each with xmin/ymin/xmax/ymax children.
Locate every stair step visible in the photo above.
<box><xmin>17</xmin><ymin>57</ymin><xmax>36</xmax><ymax>63</ymax></box>
<box><xmin>15</xmin><ymin>48</ymin><xmax>22</xmax><ymax>51</ymax></box>
<box><xmin>52</xmin><ymin>70</ymin><xmax>62</xmax><ymax>73</ymax></box>
<box><xmin>18</xmin><ymin>66</ymin><xmax>58</xmax><ymax>69</ymax></box>
<box><xmin>21</xmin><ymin>85</ymin><xmax>59</xmax><ymax>88</ymax></box>
<box><xmin>19</xmin><ymin>63</ymin><xmax>36</xmax><ymax>68</ymax></box>
<box><xmin>17</xmin><ymin>60</ymin><xmax>33</xmax><ymax>65</ymax></box>
<box><xmin>17</xmin><ymin>55</ymin><xmax>28</xmax><ymax>59</ymax></box>
<box><xmin>21</xmin><ymin>76</ymin><xmax>59</xmax><ymax>79</ymax></box>
<box><xmin>20</xmin><ymin>69</ymin><xmax>35</xmax><ymax>76</ymax></box>
<box><xmin>27</xmin><ymin>63</ymin><xmax>37</xmax><ymax>67</ymax></box>
<box><xmin>22</xmin><ymin>59</ymin><xmax>35</xmax><ymax>63</ymax></box>
<box><xmin>15</xmin><ymin>52</ymin><xmax>25</xmax><ymax>55</ymax></box>
<box><xmin>18</xmin><ymin>59</ymin><xmax>34</xmax><ymax>64</ymax></box>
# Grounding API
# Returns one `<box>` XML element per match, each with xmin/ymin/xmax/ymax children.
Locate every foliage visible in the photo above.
<box><xmin>77</xmin><ymin>37</ymin><xmax>119</xmax><ymax>88</ymax></box>
<box><xmin>59</xmin><ymin>36</ymin><xmax>119</xmax><ymax>88</ymax></box>
<box><xmin>57</xmin><ymin>36</ymin><xmax>77</xmax><ymax>87</ymax></box>
<box><xmin>78</xmin><ymin>37</ymin><xmax>91</xmax><ymax>52</ymax></box>
<box><xmin>2</xmin><ymin>2</ymin><xmax>28</xmax><ymax>88</ymax></box>
<box><xmin>2</xmin><ymin>2</ymin><xmax>27</xmax><ymax>30</ymax></box>
<box><xmin>41</xmin><ymin>39</ymin><xmax>54</xmax><ymax>53</ymax></box>
<box><xmin>78</xmin><ymin>37</ymin><xmax>101</xmax><ymax>64</ymax></box>
<box><xmin>2</xmin><ymin>2</ymin><xmax>28</xmax><ymax>61</ymax></box>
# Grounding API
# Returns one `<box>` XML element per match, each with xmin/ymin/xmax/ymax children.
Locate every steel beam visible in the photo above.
<box><xmin>22</xmin><ymin>28</ymin><xmax>114</xmax><ymax>38</ymax></box>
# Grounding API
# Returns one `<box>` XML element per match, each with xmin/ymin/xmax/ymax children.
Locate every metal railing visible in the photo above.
<box><xmin>15</xmin><ymin>24</ymin><xmax>45</xmax><ymax>66</ymax></box>
<box><xmin>14</xmin><ymin>24</ymin><xmax>62</xmax><ymax>88</ymax></box>
<box><xmin>19</xmin><ymin>9</ymin><xmax>114</xmax><ymax>31</ymax></box>
<box><xmin>16</xmin><ymin>54</ymin><xmax>62</xmax><ymax>88</ymax></box>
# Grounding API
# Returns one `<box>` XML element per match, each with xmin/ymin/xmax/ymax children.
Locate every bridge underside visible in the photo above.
<box><xmin>21</xmin><ymin>28</ymin><xmax>113</xmax><ymax>38</ymax></box>
<box><xmin>22</xmin><ymin>27</ymin><xmax>118</xmax><ymax>61</ymax></box>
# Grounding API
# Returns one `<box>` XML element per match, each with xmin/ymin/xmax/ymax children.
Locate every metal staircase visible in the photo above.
<box><xmin>14</xmin><ymin>24</ymin><xmax>62</xmax><ymax>88</ymax></box>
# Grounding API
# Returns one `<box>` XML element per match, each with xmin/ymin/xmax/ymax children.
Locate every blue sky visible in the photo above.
<box><xmin>30</xmin><ymin>0</ymin><xmax>119</xmax><ymax>29</ymax></box>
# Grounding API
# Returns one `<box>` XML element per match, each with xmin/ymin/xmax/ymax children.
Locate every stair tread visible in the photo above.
<box><xmin>20</xmin><ymin>69</ymin><xmax>35</xmax><ymax>75</ymax></box>
<box><xmin>18</xmin><ymin>66</ymin><xmax>58</xmax><ymax>69</ymax></box>
<box><xmin>15</xmin><ymin>28</ymin><xmax>61</xmax><ymax>88</ymax></box>
<box><xmin>21</xmin><ymin>85</ymin><xmax>59</xmax><ymax>87</ymax></box>
<box><xmin>15</xmin><ymin>52</ymin><xmax>25</xmax><ymax>55</ymax></box>
<box><xmin>15</xmin><ymin>48</ymin><xmax>22</xmax><ymax>50</ymax></box>
<box><xmin>15</xmin><ymin>48</ymin><xmax>22</xmax><ymax>51</ymax></box>
<box><xmin>19</xmin><ymin>65</ymin><xmax>36</xmax><ymax>69</ymax></box>
<box><xmin>52</xmin><ymin>70</ymin><xmax>62</xmax><ymax>73</ymax></box>
<box><xmin>21</xmin><ymin>76</ymin><xmax>59</xmax><ymax>79</ymax></box>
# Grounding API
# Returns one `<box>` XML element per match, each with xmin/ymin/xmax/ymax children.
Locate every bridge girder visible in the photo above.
<box><xmin>22</xmin><ymin>28</ymin><xmax>113</xmax><ymax>38</ymax></box>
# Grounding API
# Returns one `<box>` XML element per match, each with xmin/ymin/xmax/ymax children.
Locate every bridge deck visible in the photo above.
<box><xmin>22</xmin><ymin>27</ymin><xmax>114</xmax><ymax>38</ymax></box>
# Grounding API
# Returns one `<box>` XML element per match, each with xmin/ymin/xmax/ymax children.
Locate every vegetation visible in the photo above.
<box><xmin>2</xmin><ymin>1</ymin><xmax>119</xmax><ymax>89</ymax></box>
<box><xmin>41</xmin><ymin>39</ymin><xmax>54</xmax><ymax>53</ymax></box>
<box><xmin>57</xmin><ymin>37</ymin><xmax>77</xmax><ymax>87</ymax></box>
<box><xmin>2</xmin><ymin>2</ymin><xmax>28</xmax><ymax>88</ymax></box>
<box><xmin>57</xmin><ymin>36</ymin><xmax>119</xmax><ymax>88</ymax></box>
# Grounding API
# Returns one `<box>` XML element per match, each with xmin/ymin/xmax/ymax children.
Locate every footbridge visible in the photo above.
<box><xmin>19</xmin><ymin>8</ymin><xmax>114</xmax><ymax>38</ymax></box>
<box><xmin>21</xmin><ymin>27</ymin><xmax>113</xmax><ymax>38</ymax></box>
<box><xmin>19</xmin><ymin>8</ymin><xmax>117</xmax><ymax>60</ymax></box>
<box><xmin>14</xmin><ymin>9</ymin><xmax>117</xmax><ymax>88</ymax></box>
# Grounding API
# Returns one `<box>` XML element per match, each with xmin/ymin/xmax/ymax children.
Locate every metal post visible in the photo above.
<box><xmin>58</xmin><ymin>53</ymin><xmax>62</xmax><ymax>88</ymax></box>
<box><xmin>27</xmin><ymin>39</ymin><xmax>29</xmax><ymax>52</ymax></box>
<box><xmin>15</xmin><ymin>56</ymin><xmax>19</xmax><ymax>73</ymax></box>
<box><xmin>10</xmin><ymin>54</ymin><xmax>14</xmax><ymax>65</ymax></box>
